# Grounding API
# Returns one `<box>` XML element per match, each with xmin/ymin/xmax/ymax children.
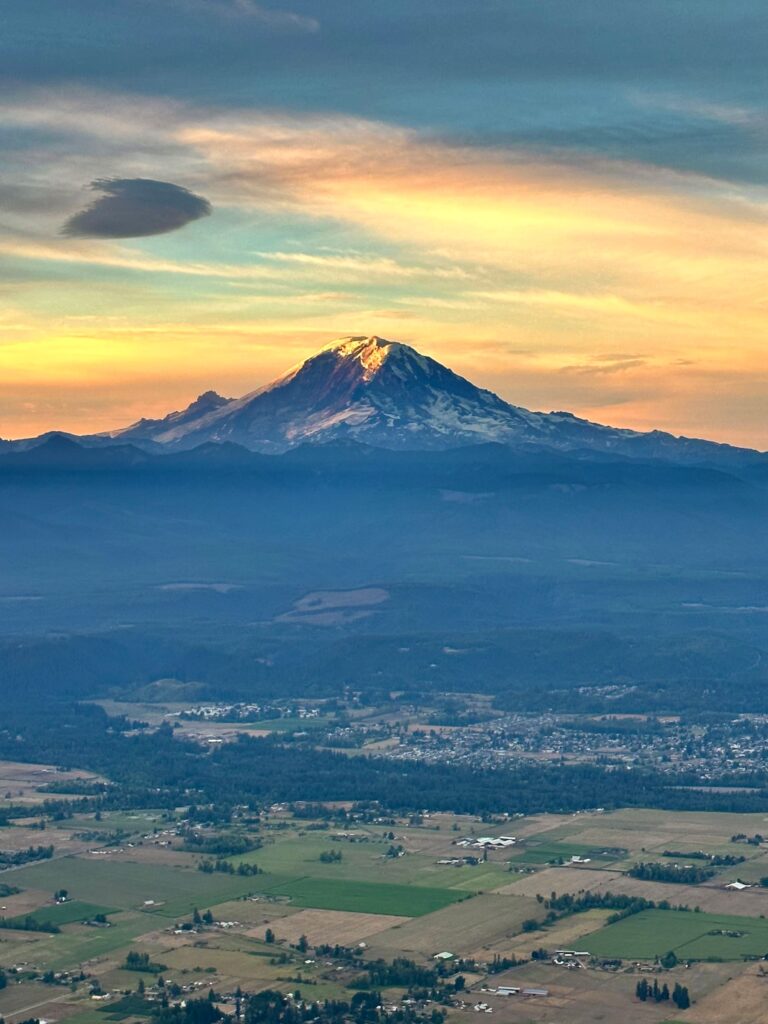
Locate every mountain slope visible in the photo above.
<box><xmin>109</xmin><ymin>336</ymin><xmax>550</xmax><ymax>452</ymax></box>
<box><xmin>8</xmin><ymin>335</ymin><xmax>766</xmax><ymax>466</ymax></box>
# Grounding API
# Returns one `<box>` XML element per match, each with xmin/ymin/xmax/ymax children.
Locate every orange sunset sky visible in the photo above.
<box><xmin>2</xmin><ymin>2</ymin><xmax>768</xmax><ymax>447</ymax></box>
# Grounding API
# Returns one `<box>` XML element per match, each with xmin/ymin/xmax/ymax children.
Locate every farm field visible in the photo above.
<box><xmin>0</xmin><ymin>761</ymin><xmax>104</xmax><ymax>807</ymax></box>
<box><xmin>4</xmin><ymin>796</ymin><xmax>768</xmax><ymax>1024</ymax></box>
<box><xmin>13</xmin><ymin>900</ymin><xmax>116</xmax><ymax>927</ymax></box>
<box><xmin>233</xmin><ymin>834</ymin><xmax>505</xmax><ymax>890</ymax></box>
<box><xmin>366</xmin><ymin>892</ymin><xmax>539</xmax><ymax>958</ymax></box>
<box><xmin>9</xmin><ymin>858</ymin><xmax>265</xmax><ymax>916</ymax></box>
<box><xmin>507</xmin><ymin>840</ymin><xmax>622</xmax><ymax>866</ymax></box>
<box><xmin>586</xmin><ymin>907</ymin><xmax>768</xmax><ymax>960</ymax></box>
<box><xmin>259</xmin><ymin>908</ymin><xmax>409</xmax><ymax>946</ymax></box>
<box><xmin>252</xmin><ymin>874</ymin><xmax>471</xmax><ymax>916</ymax></box>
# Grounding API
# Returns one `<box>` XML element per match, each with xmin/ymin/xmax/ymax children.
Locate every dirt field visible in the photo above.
<box><xmin>366</xmin><ymin>893</ymin><xmax>538</xmax><ymax>959</ymax></box>
<box><xmin>496</xmin><ymin>866</ymin><xmax>620</xmax><ymax>897</ymax></box>
<box><xmin>1</xmin><ymin>824</ymin><xmax>91</xmax><ymax>855</ymax></box>
<box><xmin>277</xmin><ymin>588</ymin><xmax>389</xmax><ymax>625</ymax></box>
<box><xmin>208</xmin><ymin>898</ymin><xmax>300</xmax><ymax>927</ymax></box>
<box><xmin>0</xmin><ymin>984</ymin><xmax>84</xmax><ymax>1024</ymax></box>
<box><xmin>0</xmin><ymin>761</ymin><xmax>102</xmax><ymax>806</ymax></box>
<box><xmin>260</xmin><ymin>908</ymin><xmax>410</xmax><ymax>946</ymax></box>
<box><xmin>584</xmin><ymin>871</ymin><xmax>768</xmax><ymax>915</ymax></box>
<box><xmin>497</xmin><ymin>859</ymin><xmax>768</xmax><ymax>917</ymax></box>
<box><xmin>473</xmin><ymin>960</ymin><xmax>735</xmax><ymax>1024</ymax></box>
<box><xmin>687</xmin><ymin>963</ymin><xmax>768</xmax><ymax>1024</ymax></box>
<box><xmin>492</xmin><ymin>909</ymin><xmax>612</xmax><ymax>958</ymax></box>
<box><xmin>0</xmin><ymin>887</ymin><xmax>54</xmax><ymax>916</ymax></box>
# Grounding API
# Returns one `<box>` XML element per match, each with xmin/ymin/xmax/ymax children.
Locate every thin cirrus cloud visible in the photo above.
<box><xmin>61</xmin><ymin>178</ymin><xmax>212</xmax><ymax>239</ymax></box>
<box><xmin>177</xmin><ymin>0</ymin><xmax>319</xmax><ymax>32</ymax></box>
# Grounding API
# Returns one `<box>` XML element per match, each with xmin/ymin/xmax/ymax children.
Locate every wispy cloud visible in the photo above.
<box><xmin>560</xmin><ymin>357</ymin><xmax>648</xmax><ymax>377</ymax></box>
<box><xmin>174</xmin><ymin>0</ymin><xmax>319</xmax><ymax>32</ymax></box>
<box><xmin>252</xmin><ymin>250</ymin><xmax>470</xmax><ymax>280</ymax></box>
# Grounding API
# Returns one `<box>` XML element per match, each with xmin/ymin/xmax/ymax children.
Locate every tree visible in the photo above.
<box><xmin>672</xmin><ymin>983</ymin><xmax>691</xmax><ymax>1010</ymax></box>
<box><xmin>265</xmin><ymin>927</ymin><xmax>275</xmax><ymax>944</ymax></box>
<box><xmin>192</xmin><ymin>908</ymin><xmax>202</xmax><ymax>926</ymax></box>
<box><xmin>138</xmin><ymin>978</ymin><xmax>146</xmax><ymax>995</ymax></box>
<box><xmin>297</xmin><ymin>934</ymin><xmax>309</xmax><ymax>954</ymax></box>
<box><xmin>660</xmin><ymin>949</ymin><xmax>678</xmax><ymax>969</ymax></box>
<box><xmin>202</xmin><ymin>909</ymin><xmax>214</xmax><ymax>925</ymax></box>
<box><xmin>635</xmin><ymin>979</ymin><xmax>649</xmax><ymax>1002</ymax></box>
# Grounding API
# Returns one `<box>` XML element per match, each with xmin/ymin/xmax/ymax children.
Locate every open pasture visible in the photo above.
<box><xmin>157</xmin><ymin>943</ymin><xmax>295</xmax><ymax>990</ymax></box>
<box><xmin>558</xmin><ymin>807</ymin><xmax>768</xmax><ymax>850</ymax></box>
<box><xmin>9</xmin><ymin>857</ymin><xmax>262</xmax><ymax>916</ymax></box>
<box><xmin>236</xmin><ymin>833</ymin><xmax>495</xmax><ymax>890</ymax></box>
<box><xmin>586</xmin><ymin>907</ymin><xmax>768</xmax><ymax>960</ymax></box>
<box><xmin>12</xmin><ymin>900</ymin><xmax>116</xmax><ymax>927</ymax></box>
<box><xmin>4</xmin><ymin>910</ymin><xmax>160</xmax><ymax>972</ymax></box>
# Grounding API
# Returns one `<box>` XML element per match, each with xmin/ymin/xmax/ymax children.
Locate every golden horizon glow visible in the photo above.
<box><xmin>2</xmin><ymin>90</ymin><xmax>768</xmax><ymax>447</ymax></box>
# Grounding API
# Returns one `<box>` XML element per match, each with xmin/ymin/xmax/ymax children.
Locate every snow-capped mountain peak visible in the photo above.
<box><xmin>86</xmin><ymin>335</ymin><xmax>761</xmax><ymax>465</ymax></box>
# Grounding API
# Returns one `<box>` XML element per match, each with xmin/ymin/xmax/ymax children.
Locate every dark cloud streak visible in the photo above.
<box><xmin>62</xmin><ymin>178</ymin><xmax>211</xmax><ymax>239</ymax></box>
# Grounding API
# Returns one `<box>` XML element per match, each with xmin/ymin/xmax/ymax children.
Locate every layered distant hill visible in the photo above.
<box><xmin>5</xmin><ymin>336</ymin><xmax>766</xmax><ymax>470</ymax></box>
<box><xmin>2</xmin><ymin>335</ymin><xmax>768</xmax><ymax>713</ymax></box>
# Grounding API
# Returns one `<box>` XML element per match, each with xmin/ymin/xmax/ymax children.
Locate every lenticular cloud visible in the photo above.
<box><xmin>62</xmin><ymin>178</ymin><xmax>212</xmax><ymax>239</ymax></box>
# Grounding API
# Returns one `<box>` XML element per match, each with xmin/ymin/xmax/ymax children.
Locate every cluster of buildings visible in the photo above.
<box><xmin>175</xmin><ymin>702</ymin><xmax>322</xmax><ymax>722</ymax></box>
<box><xmin>380</xmin><ymin>711</ymin><xmax>768</xmax><ymax>779</ymax></box>
<box><xmin>454</xmin><ymin>836</ymin><xmax>516</xmax><ymax>850</ymax></box>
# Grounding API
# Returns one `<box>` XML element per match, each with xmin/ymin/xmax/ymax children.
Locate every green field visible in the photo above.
<box><xmin>11</xmin><ymin>910</ymin><xmax>160</xmax><ymax>972</ymax></box>
<box><xmin>509</xmin><ymin>840</ymin><xmax>622</xmax><ymax>865</ymax></box>
<box><xmin>254</xmin><ymin>874</ymin><xmax>472</xmax><ymax>916</ymax></box>
<box><xmin>234</xmin><ymin>835</ymin><xmax>499</xmax><ymax>890</ymax></box>
<box><xmin>9</xmin><ymin>854</ymin><xmax>470</xmax><ymax>922</ymax></box>
<box><xmin>586</xmin><ymin>908</ymin><xmax>768</xmax><ymax>960</ymax></box>
<box><xmin>9</xmin><ymin>900</ymin><xmax>116</xmax><ymax>927</ymax></box>
<box><xmin>10</xmin><ymin>858</ymin><xmax>263</xmax><ymax>916</ymax></box>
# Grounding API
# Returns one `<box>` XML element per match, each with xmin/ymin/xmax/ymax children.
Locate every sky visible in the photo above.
<box><xmin>2</xmin><ymin>1</ymin><xmax>768</xmax><ymax>446</ymax></box>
